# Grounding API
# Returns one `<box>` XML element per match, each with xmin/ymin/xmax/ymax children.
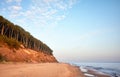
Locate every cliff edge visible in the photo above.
<box><xmin>0</xmin><ymin>16</ymin><xmax>57</xmax><ymax>63</ymax></box>
<box><xmin>0</xmin><ymin>43</ymin><xmax>57</xmax><ymax>63</ymax></box>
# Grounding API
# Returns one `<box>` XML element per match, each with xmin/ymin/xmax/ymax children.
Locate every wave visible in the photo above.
<box><xmin>72</xmin><ymin>62</ymin><xmax>120</xmax><ymax>77</ymax></box>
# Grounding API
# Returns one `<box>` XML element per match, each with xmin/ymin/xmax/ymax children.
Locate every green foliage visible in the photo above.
<box><xmin>0</xmin><ymin>35</ymin><xmax>20</xmax><ymax>49</ymax></box>
<box><xmin>0</xmin><ymin>15</ymin><xmax>53</xmax><ymax>55</ymax></box>
<box><xmin>0</xmin><ymin>54</ymin><xmax>6</xmax><ymax>62</ymax></box>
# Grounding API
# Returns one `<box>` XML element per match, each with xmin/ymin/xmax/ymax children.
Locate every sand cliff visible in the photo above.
<box><xmin>0</xmin><ymin>44</ymin><xmax>57</xmax><ymax>63</ymax></box>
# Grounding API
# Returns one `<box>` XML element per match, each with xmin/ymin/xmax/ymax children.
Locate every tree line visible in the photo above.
<box><xmin>0</xmin><ymin>16</ymin><xmax>53</xmax><ymax>55</ymax></box>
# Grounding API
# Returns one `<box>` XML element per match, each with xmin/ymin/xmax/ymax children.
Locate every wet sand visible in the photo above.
<box><xmin>0</xmin><ymin>63</ymin><xmax>84</xmax><ymax>77</ymax></box>
<box><xmin>86</xmin><ymin>69</ymin><xmax>110</xmax><ymax>77</ymax></box>
<box><xmin>80</xmin><ymin>66</ymin><xmax>110</xmax><ymax>77</ymax></box>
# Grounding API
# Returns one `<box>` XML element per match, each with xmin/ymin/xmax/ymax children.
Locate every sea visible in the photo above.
<box><xmin>70</xmin><ymin>62</ymin><xmax>120</xmax><ymax>77</ymax></box>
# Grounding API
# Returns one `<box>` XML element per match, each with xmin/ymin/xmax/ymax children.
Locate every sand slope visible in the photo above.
<box><xmin>0</xmin><ymin>45</ymin><xmax>57</xmax><ymax>62</ymax></box>
<box><xmin>0</xmin><ymin>63</ymin><xmax>84</xmax><ymax>77</ymax></box>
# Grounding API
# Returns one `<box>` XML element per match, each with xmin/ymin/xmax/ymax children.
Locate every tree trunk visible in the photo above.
<box><xmin>1</xmin><ymin>25</ymin><xmax>4</xmax><ymax>35</ymax></box>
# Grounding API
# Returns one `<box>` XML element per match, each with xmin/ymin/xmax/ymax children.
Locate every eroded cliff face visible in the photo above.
<box><xmin>0</xmin><ymin>44</ymin><xmax>58</xmax><ymax>63</ymax></box>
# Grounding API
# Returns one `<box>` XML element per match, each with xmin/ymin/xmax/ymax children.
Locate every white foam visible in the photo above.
<box><xmin>80</xmin><ymin>66</ymin><xmax>88</xmax><ymax>72</ymax></box>
<box><xmin>84</xmin><ymin>73</ymin><xmax>95</xmax><ymax>77</ymax></box>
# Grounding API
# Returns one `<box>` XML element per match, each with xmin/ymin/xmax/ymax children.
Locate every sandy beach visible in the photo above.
<box><xmin>80</xmin><ymin>66</ymin><xmax>111</xmax><ymax>77</ymax></box>
<box><xmin>85</xmin><ymin>69</ymin><xmax>110</xmax><ymax>77</ymax></box>
<box><xmin>0</xmin><ymin>63</ymin><xmax>84</xmax><ymax>77</ymax></box>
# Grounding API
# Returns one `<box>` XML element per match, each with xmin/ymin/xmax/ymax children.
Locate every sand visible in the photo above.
<box><xmin>0</xmin><ymin>63</ymin><xmax>84</xmax><ymax>77</ymax></box>
<box><xmin>86</xmin><ymin>69</ymin><xmax>110</xmax><ymax>77</ymax></box>
<box><xmin>80</xmin><ymin>66</ymin><xmax>110</xmax><ymax>77</ymax></box>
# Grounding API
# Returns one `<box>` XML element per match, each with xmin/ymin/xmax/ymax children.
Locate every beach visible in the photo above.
<box><xmin>82</xmin><ymin>68</ymin><xmax>111</xmax><ymax>77</ymax></box>
<box><xmin>78</xmin><ymin>66</ymin><xmax>111</xmax><ymax>77</ymax></box>
<box><xmin>0</xmin><ymin>63</ymin><xmax>84</xmax><ymax>77</ymax></box>
<box><xmin>76</xmin><ymin>62</ymin><xmax>120</xmax><ymax>77</ymax></box>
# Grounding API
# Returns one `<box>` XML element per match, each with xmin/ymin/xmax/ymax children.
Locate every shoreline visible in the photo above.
<box><xmin>0</xmin><ymin>63</ymin><xmax>85</xmax><ymax>77</ymax></box>
<box><xmin>72</xmin><ymin>62</ymin><xmax>120</xmax><ymax>77</ymax></box>
<box><xmin>80</xmin><ymin>66</ymin><xmax>110</xmax><ymax>77</ymax></box>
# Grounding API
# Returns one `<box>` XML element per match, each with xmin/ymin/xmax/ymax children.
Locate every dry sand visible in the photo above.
<box><xmin>0</xmin><ymin>63</ymin><xmax>84</xmax><ymax>77</ymax></box>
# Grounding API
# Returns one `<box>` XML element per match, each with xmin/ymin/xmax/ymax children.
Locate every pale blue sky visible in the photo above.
<box><xmin>0</xmin><ymin>0</ymin><xmax>120</xmax><ymax>62</ymax></box>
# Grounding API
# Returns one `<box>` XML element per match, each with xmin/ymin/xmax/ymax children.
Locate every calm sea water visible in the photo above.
<box><xmin>71</xmin><ymin>62</ymin><xmax>120</xmax><ymax>77</ymax></box>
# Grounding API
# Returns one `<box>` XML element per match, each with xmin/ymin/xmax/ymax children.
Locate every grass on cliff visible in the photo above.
<box><xmin>0</xmin><ymin>35</ymin><xmax>20</xmax><ymax>49</ymax></box>
<box><xmin>0</xmin><ymin>54</ymin><xmax>6</xmax><ymax>62</ymax></box>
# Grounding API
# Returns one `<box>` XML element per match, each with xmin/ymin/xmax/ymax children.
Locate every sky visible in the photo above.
<box><xmin>0</xmin><ymin>0</ymin><xmax>120</xmax><ymax>62</ymax></box>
